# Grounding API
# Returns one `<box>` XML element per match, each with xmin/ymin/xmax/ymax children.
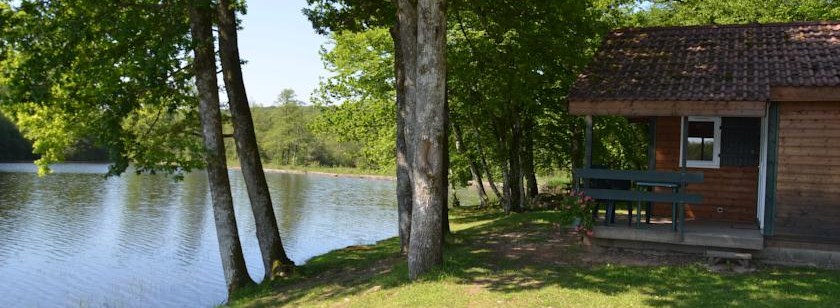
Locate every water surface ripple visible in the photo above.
<box><xmin>0</xmin><ymin>163</ymin><xmax>397</xmax><ymax>307</ymax></box>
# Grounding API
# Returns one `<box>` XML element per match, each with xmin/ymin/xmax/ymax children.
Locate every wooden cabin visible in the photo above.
<box><xmin>568</xmin><ymin>21</ymin><xmax>840</xmax><ymax>257</ymax></box>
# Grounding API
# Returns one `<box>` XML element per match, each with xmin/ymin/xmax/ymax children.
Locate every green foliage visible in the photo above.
<box><xmin>304</xmin><ymin>1</ymin><xmax>653</xmax><ymax>185</ymax></box>
<box><xmin>303</xmin><ymin>0</ymin><xmax>395</xmax><ymax>34</ymax></box>
<box><xmin>593</xmin><ymin>116</ymin><xmax>649</xmax><ymax>170</ymax></box>
<box><xmin>0</xmin><ymin>1</ymin><xmax>203</xmax><ymax>177</ymax></box>
<box><xmin>625</xmin><ymin>0</ymin><xmax>840</xmax><ymax>27</ymax></box>
<box><xmin>229</xmin><ymin>90</ymin><xmax>359</xmax><ymax>168</ymax></box>
<box><xmin>0</xmin><ymin>111</ymin><xmax>36</xmax><ymax>161</ymax></box>
<box><xmin>310</xmin><ymin>28</ymin><xmax>396</xmax><ymax>171</ymax></box>
<box><xmin>446</xmin><ymin>0</ymin><xmax>631</xmax><ymax>176</ymax></box>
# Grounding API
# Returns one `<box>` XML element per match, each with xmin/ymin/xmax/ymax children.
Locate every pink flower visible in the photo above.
<box><xmin>586</xmin><ymin>230</ymin><xmax>594</xmax><ymax>237</ymax></box>
<box><xmin>584</xmin><ymin>196</ymin><xmax>593</xmax><ymax>202</ymax></box>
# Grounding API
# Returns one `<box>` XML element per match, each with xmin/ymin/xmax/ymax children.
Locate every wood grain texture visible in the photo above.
<box><xmin>770</xmin><ymin>87</ymin><xmax>840</xmax><ymax>102</ymax></box>
<box><xmin>775</xmin><ymin>102</ymin><xmax>840</xmax><ymax>239</ymax></box>
<box><xmin>651</xmin><ymin>117</ymin><xmax>759</xmax><ymax>223</ymax></box>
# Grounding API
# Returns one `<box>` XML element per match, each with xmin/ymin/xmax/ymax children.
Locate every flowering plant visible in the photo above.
<box><xmin>560</xmin><ymin>190</ymin><xmax>597</xmax><ymax>237</ymax></box>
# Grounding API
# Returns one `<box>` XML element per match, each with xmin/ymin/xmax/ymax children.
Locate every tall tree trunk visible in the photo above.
<box><xmin>393</xmin><ymin>0</ymin><xmax>417</xmax><ymax>255</ymax></box>
<box><xmin>522</xmin><ymin>120</ymin><xmax>538</xmax><ymax>199</ymax></box>
<box><xmin>506</xmin><ymin>114</ymin><xmax>524</xmax><ymax>213</ymax></box>
<box><xmin>441</xmin><ymin>89</ymin><xmax>450</xmax><ymax>239</ymax></box>
<box><xmin>501</xmin><ymin>159</ymin><xmax>511</xmax><ymax>212</ymax></box>
<box><xmin>450</xmin><ymin>180</ymin><xmax>460</xmax><ymax>207</ymax></box>
<box><xmin>188</xmin><ymin>1</ymin><xmax>253</xmax><ymax>294</ymax></box>
<box><xmin>217</xmin><ymin>0</ymin><xmax>294</xmax><ymax>280</ymax></box>
<box><xmin>453</xmin><ymin>122</ymin><xmax>488</xmax><ymax>207</ymax></box>
<box><xmin>408</xmin><ymin>0</ymin><xmax>446</xmax><ymax>280</ymax></box>
<box><xmin>477</xmin><ymin>141</ymin><xmax>502</xmax><ymax>200</ymax></box>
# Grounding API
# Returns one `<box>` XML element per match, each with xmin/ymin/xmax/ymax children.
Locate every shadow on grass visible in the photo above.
<box><xmin>229</xmin><ymin>210</ymin><xmax>840</xmax><ymax>307</ymax></box>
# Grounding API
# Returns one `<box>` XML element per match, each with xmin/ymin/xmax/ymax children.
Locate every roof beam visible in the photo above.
<box><xmin>568</xmin><ymin>100</ymin><xmax>766</xmax><ymax>117</ymax></box>
<box><xmin>770</xmin><ymin>86</ymin><xmax>840</xmax><ymax>102</ymax></box>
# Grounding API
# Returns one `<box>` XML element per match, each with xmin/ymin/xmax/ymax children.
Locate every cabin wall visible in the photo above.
<box><xmin>653</xmin><ymin>117</ymin><xmax>758</xmax><ymax>223</ymax></box>
<box><xmin>774</xmin><ymin>102</ymin><xmax>840</xmax><ymax>240</ymax></box>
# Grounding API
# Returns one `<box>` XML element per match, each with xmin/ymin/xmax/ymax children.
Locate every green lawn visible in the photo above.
<box><xmin>228</xmin><ymin>208</ymin><xmax>840</xmax><ymax>307</ymax></box>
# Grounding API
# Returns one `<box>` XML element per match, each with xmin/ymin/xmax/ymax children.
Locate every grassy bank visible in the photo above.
<box><xmin>228</xmin><ymin>208</ymin><xmax>840</xmax><ymax>307</ymax></box>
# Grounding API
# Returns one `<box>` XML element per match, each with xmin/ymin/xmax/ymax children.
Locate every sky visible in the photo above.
<box><xmin>238</xmin><ymin>0</ymin><xmax>330</xmax><ymax>105</ymax></box>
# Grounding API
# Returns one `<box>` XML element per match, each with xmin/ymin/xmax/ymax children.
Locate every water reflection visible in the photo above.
<box><xmin>0</xmin><ymin>163</ymin><xmax>396</xmax><ymax>307</ymax></box>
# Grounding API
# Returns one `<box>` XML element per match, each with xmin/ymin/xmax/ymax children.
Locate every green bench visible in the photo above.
<box><xmin>573</xmin><ymin>169</ymin><xmax>704</xmax><ymax>241</ymax></box>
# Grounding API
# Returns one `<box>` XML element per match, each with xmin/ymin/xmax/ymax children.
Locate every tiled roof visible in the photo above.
<box><xmin>569</xmin><ymin>21</ymin><xmax>840</xmax><ymax>102</ymax></box>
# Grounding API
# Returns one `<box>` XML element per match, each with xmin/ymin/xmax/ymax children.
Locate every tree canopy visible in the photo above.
<box><xmin>0</xmin><ymin>0</ymin><xmax>202</xmax><ymax>176</ymax></box>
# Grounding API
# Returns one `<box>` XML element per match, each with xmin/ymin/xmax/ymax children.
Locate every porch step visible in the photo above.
<box><xmin>706</xmin><ymin>250</ymin><xmax>752</xmax><ymax>267</ymax></box>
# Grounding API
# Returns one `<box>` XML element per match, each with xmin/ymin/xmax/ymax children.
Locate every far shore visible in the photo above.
<box><xmin>229</xmin><ymin>166</ymin><xmax>396</xmax><ymax>181</ymax></box>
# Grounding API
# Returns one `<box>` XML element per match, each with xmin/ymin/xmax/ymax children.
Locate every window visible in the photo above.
<box><xmin>681</xmin><ymin>116</ymin><xmax>721</xmax><ymax>168</ymax></box>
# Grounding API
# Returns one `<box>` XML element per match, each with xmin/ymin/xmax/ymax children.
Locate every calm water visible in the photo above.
<box><xmin>0</xmin><ymin>163</ymin><xmax>397</xmax><ymax>307</ymax></box>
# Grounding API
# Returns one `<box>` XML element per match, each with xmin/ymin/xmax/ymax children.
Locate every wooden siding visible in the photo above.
<box><xmin>775</xmin><ymin>102</ymin><xmax>840</xmax><ymax>239</ymax></box>
<box><xmin>569</xmin><ymin>101</ymin><xmax>766</xmax><ymax>117</ymax></box>
<box><xmin>652</xmin><ymin>117</ymin><xmax>758</xmax><ymax>223</ymax></box>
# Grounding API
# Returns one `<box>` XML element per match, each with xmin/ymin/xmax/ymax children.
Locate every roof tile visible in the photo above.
<box><xmin>569</xmin><ymin>21</ymin><xmax>840</xmax><ymax>102</ymax></box>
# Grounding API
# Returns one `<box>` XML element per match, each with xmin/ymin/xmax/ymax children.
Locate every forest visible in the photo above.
<box><xmin>2</xmin><ymin>0</ymin><xmax>839</xmax><ymax>298</ymax></box>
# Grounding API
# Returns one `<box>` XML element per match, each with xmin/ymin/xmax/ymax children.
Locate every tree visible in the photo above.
<box><xmin>304</xmin><ymin>0</ymin><xmax>415</xmax><ymax>254</ymax></box>
<box><xmin>446</xmin><ymin>0</ymin><xmax>608</xmax><ymax>212</ymax></box>
<box><xmin>1</xmin><ymin>0</ymin><xmax>286</xmax><ymax>295</ymax></box>
<box><xmin>216</xmin><ymin>0</ymin><xmax>295</xmax><ymax>280</ymax></box>
<box><xmin>625</xmin><ymin>0</ymin><xmax>840</xmax><ymax>27</ymax></box>
<box><xmin>0</xmin><ymin>0</ymin><xmax>204</xmax><ymax>177</ymax></box>
<box><xmin>276</xmin><ymin>89</ymin><xmax>299</xmax><ymax>105</ymax></box>
<box><xmin>188</xmin><ymin>0</ymin><xmax>254</xmax><ymax>293</ymax></box>
<box><xmin>310</xmin><ymin>29</ymin><xmax>397</xmax><ymax>171</ymax></box>
<box><xmin>406</xmin><ymin>0</ymin><xmax>447</xmax><ymax>280</ymax></box>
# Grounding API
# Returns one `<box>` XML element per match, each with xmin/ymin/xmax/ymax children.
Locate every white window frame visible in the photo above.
<box><xmin>680</xmin><ymin>116</ymin><xmax>721</xmax><ymax>169</ymax></box>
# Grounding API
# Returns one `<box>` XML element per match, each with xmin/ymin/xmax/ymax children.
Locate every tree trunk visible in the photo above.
<box><xmin>217</xmin><ymin>0</ymin><xmax>294</xmax><ymax>280</ymax></box>
<box><xmin>501</xmin><ymin>160</ymin><xmax>511</xmax><ymax>212</ymax></box>
<box><xmin>450</xmin><ymin>180</ymin><xmax>460</xmax><ymax>207</ymax></box>
<box><xmin>453</xmin><ymin>122</ymin><xmax>488</xmax><ymax>208</ymax></box>
<box><xmin>506</xmin><ymin>115</ymin><xmax>524</xmax><ymax>213</ymax></box>
<box><xmin>478</xmin><ymin>143</ymin><xmax>502</xmax><ymax>200</ymax></box>
<box><xmin>408</xmin><ymin>0</ymin><xmax>446</xmax><ymax>281</ymax></box>
<box><xmin>441</xmin><ymin>88</ymin><xmax>450</xmax><ymax>239</ymax></box>
<box><xmin>522</xmin><ymin>121</ymin><xmax>538</xmax><ymax>199</ymax></box>
<box><xmin>188</xmin><ymin>1</ymin><xmax>253</xmax><ymax>294</ymax></box>
<box><xmin>393</xmin><ymin>0</ymin><xmax>417</xmax><ymax>255</ymax></box>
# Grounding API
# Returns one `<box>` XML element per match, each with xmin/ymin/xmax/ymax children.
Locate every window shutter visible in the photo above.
<box><xmin>720</xmin><ymin>117</ymin><xmax>761</xmax><ymax>167</ymax></box>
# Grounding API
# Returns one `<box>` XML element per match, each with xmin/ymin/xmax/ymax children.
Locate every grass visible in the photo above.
<box><xmin>227</xmin><ymin>207</ymin><xmax>840</xmax><ymax>307</ymax></box>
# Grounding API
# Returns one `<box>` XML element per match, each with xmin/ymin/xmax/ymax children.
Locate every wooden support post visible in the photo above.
<box><xmin>583</xmin><ymin>115</ymin><xmax>593</xmax><ymax>191</ymax></box>
<box><xmin>679</xmin><ymin>116</ymin><xmax>688</xmax><ymax>241</ymax></box>
<box><xmin>763</xmin><ymin>102</ymin><xmax>779</xmax><ymax>236</ymax></box>
<box><xmin>646</xmin><ymin>117</ymin><xmax>657</xmax><ymax>223</ymax></box>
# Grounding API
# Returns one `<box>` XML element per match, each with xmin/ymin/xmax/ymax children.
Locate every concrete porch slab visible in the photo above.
<box><xmin>593</xmin><ymin>221</ymin><xmax>764</xmax><ymax>251</ymax></box>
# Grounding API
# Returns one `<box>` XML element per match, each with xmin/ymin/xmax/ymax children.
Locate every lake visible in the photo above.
<box><xmin>0</xmin><ymin>163</ymin><xmax>397</xmax><ymax>307</ymax></box>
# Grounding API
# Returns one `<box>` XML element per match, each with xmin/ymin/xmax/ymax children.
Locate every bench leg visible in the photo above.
<box><xmin>645</xmin><ymin>202</ymin><xmax>652</xmax><ymax>224</ymax></box>
<box><xmin>679</xmin><ymin>202</ymin><xmax>685</xmax><ymax>241</ymax></box>
<box><xmin>636</xmin><ymin>200</ymin><xmax>642</xmax><ymax>228</ymax></box>
<box><xmin>672</xmin><ymin>202</ymin><xmax>677</xmax><ymax>232</ymax></box>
